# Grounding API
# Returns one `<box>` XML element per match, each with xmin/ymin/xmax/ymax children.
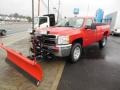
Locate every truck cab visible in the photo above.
<box><xmin>34</xmin><ymin>14</ymin><xmax>55</xmax><ymax>29</ymax></box>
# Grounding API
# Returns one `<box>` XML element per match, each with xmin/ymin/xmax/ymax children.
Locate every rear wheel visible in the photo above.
<box><xmin>99</xmin><ymin>36</ymin><xmax>107</xmax><ymax>49</ymax></box>
<box><xmin>69</xmin><ymin>43</ymin><xmax>82</xmax><ymax>63</ymax></box>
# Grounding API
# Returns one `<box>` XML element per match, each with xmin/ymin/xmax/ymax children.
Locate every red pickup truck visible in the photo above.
<box><xmin>32</xmin><ymin>17</ymin><xmax>110</xmax><ymax>63</ymax></box>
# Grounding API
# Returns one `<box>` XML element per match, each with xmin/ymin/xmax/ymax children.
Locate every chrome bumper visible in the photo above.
<box><xmin>49</xmin><ymin>44</ymin><xmax>72</xmax><ymax>57</ymax></box>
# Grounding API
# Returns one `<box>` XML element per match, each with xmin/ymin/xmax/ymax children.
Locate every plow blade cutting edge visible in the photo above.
<box><xmin>0</xmin><ymin>44</ymin><xmax>43</xmax><ymax>82</ymax></box>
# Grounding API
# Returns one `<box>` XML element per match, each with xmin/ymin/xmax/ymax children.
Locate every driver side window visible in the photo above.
<box><xmin>86</xmin><ymin>19</ymin><xmax>93</xmax><ymax>26</ymax></box>
<box><xmin>39</xmin><ymin>17</ymin><xmax>47</xmax><ymax>25</ymax></box>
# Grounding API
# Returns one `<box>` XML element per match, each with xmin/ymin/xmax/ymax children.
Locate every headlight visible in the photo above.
<box><xmin>57</xmin><ymin>36</ymin><xmax>69</xmax><ymax>45</ymax></box>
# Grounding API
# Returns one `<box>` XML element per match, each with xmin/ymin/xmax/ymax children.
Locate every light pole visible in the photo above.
<box><xmin>38</xmin><ymin>0</ymin><xmax>40</xmax><ymax>16</ymax></box>
<box><xmin>48</xmin><ymin>0</ymin><xmax>49</xmax><ymax>14</ymax></box>
<box><xmin>32</xmin><ymin>0</ymin><xmax>34</xmax><ymax>31</ymax></box>
<box><xmin>86</xmin><ymin>4</ymin><xmax>90</xmax><ymax>16</ymax></box>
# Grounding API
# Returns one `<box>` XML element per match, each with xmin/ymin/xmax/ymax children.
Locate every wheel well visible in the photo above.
<box><xmin>72</xmin><ymin>38</ymin><xmax>83</xmax><ymax>46</ymax></box>
<box><xmin>103</xmin><ymin>31</ymin><xmax>108</xmax><ymax>36</ymax></box>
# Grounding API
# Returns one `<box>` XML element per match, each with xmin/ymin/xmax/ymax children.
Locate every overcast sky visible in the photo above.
<box><xmin>0</xmin><ymin>0</ymin><xmax>120</xmax><ymax>17</ymax></box>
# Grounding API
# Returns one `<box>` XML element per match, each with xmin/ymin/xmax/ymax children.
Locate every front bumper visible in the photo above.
<box><xmin>48</xmin><ymin>44</ymin><xmax>72</xmax><ymax>57</ymax></box>
<box><xmin>112</xmin><ymin>29</ymin><xmax>120</xmax><ymax>35</ymax></box>
<box><xmin>113</xmin><ymin>31</ymin><xmax>120</xmax><ymax>35</ymax></box>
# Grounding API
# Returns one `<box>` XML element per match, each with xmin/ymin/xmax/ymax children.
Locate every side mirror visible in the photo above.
<box><xmin>91</xmin><ymin>23</ymin><xmax>96</xmax><ymax>29</ymax></box>
<box><xmin>85</xmin><ymin>24</ymin><xmax>96</xmax><ymax>30</ymax></box>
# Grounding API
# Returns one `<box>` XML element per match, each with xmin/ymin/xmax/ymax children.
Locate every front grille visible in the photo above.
<box><xmin>37</xmin><ymin>35</ymin><xmax>56</xmax><ymax>46</ymax></box>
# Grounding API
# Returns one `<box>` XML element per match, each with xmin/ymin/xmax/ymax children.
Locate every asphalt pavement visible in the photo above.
<box><xmin>0</xmin><ymin>23</ymin><xmax>31</xmax><ymax>36</ymax></box>
<box><xmin>58</xmin><ymin>35</ymin><xmax>120</xmax><ymax>90</ymax></box>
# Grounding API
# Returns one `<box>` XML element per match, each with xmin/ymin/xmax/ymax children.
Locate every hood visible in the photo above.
<box><xmin>36</xmin><ymin>27</ymin><xmax>81</xmax><ymax>36</ymax></box>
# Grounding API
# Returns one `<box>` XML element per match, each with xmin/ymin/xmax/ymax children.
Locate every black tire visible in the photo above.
<box><xmin>99</xmin><ymin>36</ymin><xmax>107</xmax><ymax>49</ymax></box>
<box><xmin>69</xmin><ymin>43</ymin><xmax>82</xmax><ymax>63</ymax></box>
<box><xmin>111</xmin><ymin>31</ymin><xmax>114</xmax><ymax>36</ymax></box>
<box><xmin>1</xmin><ymin>30</ymin><xmax>6</xmax><ymax>36</ymax></box>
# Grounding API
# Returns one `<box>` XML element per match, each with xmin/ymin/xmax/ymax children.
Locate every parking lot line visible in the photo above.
<box><xmin>51</xmin><ymin>61</ymin><xmax>65</xmax><ymax>90</ymax></box>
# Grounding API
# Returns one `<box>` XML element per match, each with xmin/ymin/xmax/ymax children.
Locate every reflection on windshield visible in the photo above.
<box><xmin>56</xmin><ymin>18</ymin><xmax>84</xmax><ymax>28</ymax></box>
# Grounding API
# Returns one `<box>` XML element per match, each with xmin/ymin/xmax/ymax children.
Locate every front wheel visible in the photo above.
<box><xmin>36</xmin><ymin>80</ymin><xmax>40</xmax><ymax>86</ymax></box>
<box><xmin>99</xmin><ymin>36</ymin><xmax>107</xmax><ymax>49</ymax></box>
<box><xmin>69</xmin><ymin>43</ymin><xmax>82</xmax><ymax>63</ymax></box>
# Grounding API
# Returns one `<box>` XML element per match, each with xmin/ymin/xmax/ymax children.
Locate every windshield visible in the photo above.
<box><xmin>56</xmin><ymin>18</ymin><xmax>84</xmax><ymax>28</ymax></box>
<box><xmin>34</xmin><ymin>17</ymin><xmax>47</xmax><ymax>25</ymax></box>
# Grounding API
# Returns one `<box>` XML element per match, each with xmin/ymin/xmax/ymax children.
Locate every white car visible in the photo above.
<box><xmin>111</xmin><ymin>28</ymin><xmax>120</xmax><ymax>35</ymax></box>
<box><xmin>0</xmin><ymin>29</ymin><xmax>6</xmax><ymax>36</ymax></box>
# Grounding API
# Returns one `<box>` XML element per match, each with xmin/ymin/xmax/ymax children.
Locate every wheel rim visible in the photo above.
<box><xmin>2</xmin><ymin>31</ymin><xmax>5</xmax><ymax>35</ymax></box>
<box><xmin>102</xmin><ymin>38</ymin><xmax>106</xmax><ymax>46</ymax></box>
<box><xmin>37</xmin><ymin>81</ymin><xmax>40</xmax><ymax>86</ymax></box>
<box><xmin>73</xmin><ymin>46</ymin><xmax>81</xmax><ymax>61</ymax></box>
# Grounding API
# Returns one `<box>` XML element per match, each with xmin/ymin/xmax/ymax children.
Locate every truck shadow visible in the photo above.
<box><xmin>37</xmin><ymin>44</ymin><xmax>106</xmax><ymax>62</ymax></box>
<box><xmin>80</xmin><ymin>44</ymin><xmax>106</xmax><ymax>60</ymax></box>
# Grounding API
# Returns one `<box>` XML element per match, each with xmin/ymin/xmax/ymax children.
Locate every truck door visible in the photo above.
<box><xmin>39</xmin><ymin>17</ymin><xmax>50</xmax><ymax>28</ymax></box>
<box><xmin>84</xmin><ymin>18</ymin><xmax>96</xmax><ymax>46</ymax></box>
<box><xmin>34</xmin><ymin>16</ymin><xmax>49</xmax><ymax>29</ymax></box>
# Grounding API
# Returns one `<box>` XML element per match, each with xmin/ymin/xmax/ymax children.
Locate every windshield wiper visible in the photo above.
<box><xmin>56</xmin><ymin>25</ymin><xmax>63</xmax><ymax>27</ymax></box>
<box><xmin>68</xmin><ymin>26</ymin><xmax>74</xmax><ymax>27</ymax></box>
<box><xmin>65</xmin><ymin>25</ymin><xmax>74</xmax><ymax>27</ymax></box>
<box><xmin>56</xmin><ymin>25</ymin><xmax>74</xmax><ymax>27</ymax></box>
